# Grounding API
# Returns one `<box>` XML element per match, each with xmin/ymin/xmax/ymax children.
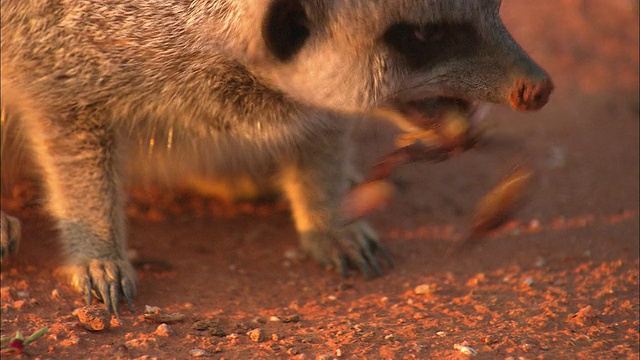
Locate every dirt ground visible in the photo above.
<box><xmin>1</xmin><ymin>1</ymin><xmax>639</xmax><ymax>359</ymax></box>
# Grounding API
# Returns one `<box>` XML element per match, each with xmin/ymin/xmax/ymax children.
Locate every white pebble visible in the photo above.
<box><xmin>454</xmin><ymin>343</ymin><xmax>478</xmax><ymax>356</ymax></box>
<box><xmin>154</xmin><ymin>323</ymin><xmax>172</xmax><ymax>337</ymax></box>
<box><xmin>414</xmin><ymin>284</ymin><xmax>433</xmax><ymax>295</ymax></box>
<box><xmin>145</xmin><ymin>305</ymin><xmax>161</xmax><ymax>314</ymax></box>
<box><xmin>189</xmin><ymin>348</ymin><xmax>206</xmax><ymax>357</ymax></box>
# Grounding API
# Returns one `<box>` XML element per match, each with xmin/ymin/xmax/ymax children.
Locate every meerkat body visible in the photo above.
<box><xmin>1</xmin><ymin>0</ymin><xmax>553</xmax><ymax>313</ymax></box>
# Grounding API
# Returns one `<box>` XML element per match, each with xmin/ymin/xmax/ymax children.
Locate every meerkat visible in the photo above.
<box><xmin>1</xmin><ymin>0</ymin><xmax>553</xmax><ymax>314</ymax></box>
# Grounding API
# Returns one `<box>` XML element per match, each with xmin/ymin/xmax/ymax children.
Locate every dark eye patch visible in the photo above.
<box><xmin>383</xmin><ymin>21</ymin><xmax>480</xmax><ymax>69</ymax></box>
<box><xmin>263</xmin><ymin>0</ymin><xmax>310</xmax><ymax>62</ymax></box>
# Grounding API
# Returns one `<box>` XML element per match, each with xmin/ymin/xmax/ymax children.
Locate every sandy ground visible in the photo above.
<box><xmin>1</xmin><ymin>1</ymin><xmax>639</xmax><ymax>359</ymax></box>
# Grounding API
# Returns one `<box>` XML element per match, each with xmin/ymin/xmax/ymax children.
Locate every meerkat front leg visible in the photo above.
<box><xmin>279</xmin><ymin>124</ymin><xmax>391</xmax><ymax>278</ymax></box>
<box><xmin>25</xmin><ymin>111</ymin><xmax>135</xmax><ymax>315</ymax></box>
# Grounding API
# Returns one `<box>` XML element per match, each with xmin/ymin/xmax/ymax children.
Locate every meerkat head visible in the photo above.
<box><xmin>235</xmin><ymin>0</ymin><xmax>553</xmax><ymax>117</ymax></box>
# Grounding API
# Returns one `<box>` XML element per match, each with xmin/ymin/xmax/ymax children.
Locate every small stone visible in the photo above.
<box><xmin>189</xmin><ymin>348</ymin><xmax>206</xmax><ymax>357</ymax></box>
<box><xmin>143</xmin><ymin>312</ymin><xmax>186</xmax><ymax>324</ymax></box>
<box><xmin>454</xmin><ymin>342</ymin><xmax>478</xmax><ymax>356</ymax></box>
<box><xmin>247</xmin><ymin>328</ymin><xmax>264</xmax><ymax>343</ymax></box>
<box><xmin>143</xmin><ymin>305</ymin><xmax>186</xmax><ymax>323</ymax></box>
<box><xmin>111</xmin><ymin>317</ymin><xmax>124</xmax><ymax>327</ymax></box>
<box><xmin>192</xmin><ymin>319</ymin><xmax>226</xmax><ymax>337</ymax></box>
<box><xmin>569</xmin><ymin>305</ymin><xmax>596</xmax><ymax>326</ymax></box>
<box><xmin>125</xmin><ymin>337</ymin><xmax>156</xmax><ymax>349</ymax></box>
<box><xmin>51</xmin><ymin>288</ymin><xmax>62</xmax><ymax>300</ymax></box>
<box><xmin>145</xmin><ymin>305</ymin><xmax>161</xmax><ymax>314</ymax></box>
<box><xmin>59</xmin><ymin>331</ymin><xmax>81</xmax><ymax>346</ymax></box>
<box><xmin>282</xmin><ymin>314</ymin><xmax>300</xmax><ymax>323</ymax></box>
<box><xmin>482</xmin><ymin>334</ymin><xmax>498</xmax><ymax>344</ymax></box>
<box><xmin>436</xmin><ymin>331</ymin><xmax>447</xmax><ymax>337</ymax></box>
<box><xmin>520</xmin><ymin>342</ymin><xmax>534</xmax><ymax>352</ymax></box>
<box><xmin>73</xmin><ymin>305</ymin><xmax>111</xmax><ymax>332</ymax></box>
<box><xmin>269</xmin><ymin>316</ymin><xmax>282</xmax><ymax>322</ymax></box>
<box><xmin>154</xmin><ymin>323</ymin><xmax>172</xmax><ymax>337</ymax></box>
<box><xmin>414</xmin><ymin>284</ymin><xmax>433</xmax><ymax>295</ymax></box>
<box><xmin>192</xmin><ymin>319</ymin><xmax>213</xmax><ymax>331</ymax></box>
<box><xmin>208</xmin><ymin>326</ymin><xmax>226</xmax><ymax>337</ymax></box>
<box><xmin>252</xmin><ymin>316</ymin><xmax>266</xmax><ymax>324</ymax></box>
<box><xmin>523</xmin><ymin>278</ymin><xmax>534</xmax><ymax>286</ymax></box>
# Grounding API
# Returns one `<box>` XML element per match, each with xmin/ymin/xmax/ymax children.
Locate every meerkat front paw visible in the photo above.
<box><xmin>59</xmin><ymin>257</ymin><xmax>137</xmax><ymax>316</ymax></box>
<box><xmin>0</xmin><ymin>211</ymin><xmax>21</xmax><ymax>262</ymax></box>
<box><xmin>300</xmin><ymin>221</ymin><xmax>392</xmax><ymax>279</ymax></box>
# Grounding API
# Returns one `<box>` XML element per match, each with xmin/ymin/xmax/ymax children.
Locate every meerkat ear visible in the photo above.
<box><xmin>260</xmin><ymin>0</ymin><xmax>310</xmax><ymax>62</ymax></box>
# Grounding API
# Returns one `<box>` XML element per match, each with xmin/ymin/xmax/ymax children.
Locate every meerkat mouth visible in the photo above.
<box><xmin>373</xmin><ymin>97</ymin><xmax>491</xmax><ymax>134</ymax></box>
